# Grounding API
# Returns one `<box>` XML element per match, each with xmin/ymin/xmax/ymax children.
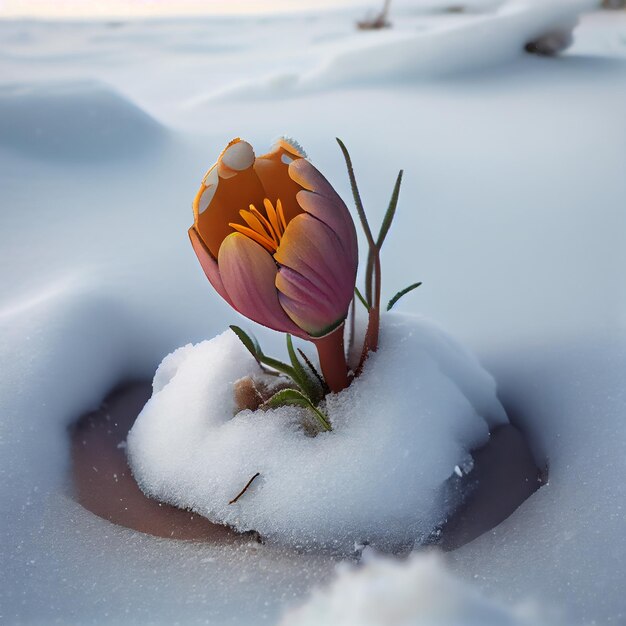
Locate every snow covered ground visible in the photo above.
<box><xmin>1</xmin><ymin>1</ymin><xmax>625</xmax><ymax>623</ymax></box>
<box><xmin>127</xmin><ymin>314</ymin><xmax>507</xmax><ymax>552</ymax></box>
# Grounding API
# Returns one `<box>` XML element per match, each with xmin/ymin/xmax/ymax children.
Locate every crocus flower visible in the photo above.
<box><xmin>188</xmin><ymin>137</ymin><xmax>358</xmax><ymax>391</ymax></box>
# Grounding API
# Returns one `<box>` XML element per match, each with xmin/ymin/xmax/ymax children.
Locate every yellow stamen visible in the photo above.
<box><xmin>229</xmin><ymin>198</ymin><xmax>286</xmax><ymax>253</ymax></box>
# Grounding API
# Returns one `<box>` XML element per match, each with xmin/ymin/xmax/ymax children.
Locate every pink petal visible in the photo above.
<box><xmin>288</xmin><ymin>158</ymin><xmax>358</xmax><ymax>265</ymax></box>
<box><xmin>287</xmin><ymin>158</ymin><xmax>334</xmax><ymax>196</ymax></box>
<box><xmin>274</xmin><ymin>214</ymin><xmax>356</xmax><ymax>336</ymax></box>
<box><xmin>276</xmin><ymin>267</ymin><xmax>346</xmax><ymax>337</ymax></box>
<box><xmin>218</xmin><ymin>233</ymin><xmax>306</xmax><ymax>337</ymax></box>
<box><xmin>188</xmin><ymin>227</ymin><xmax>234</xmax><ymax>307</ymax></box>
<box><xmin>295</xmin><ymin>189</ymin><xmax>358</xmax><ymax>266</ymax></box>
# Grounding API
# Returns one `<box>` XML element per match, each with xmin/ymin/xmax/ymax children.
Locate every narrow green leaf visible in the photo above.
<box><xmin>354</xmin><ymin>286</ymin><xmax>370</xmax><ymax>311</ymax></box>
<box><xmin>230</xmin><ymin>325</ymin><xmax>261</xmax><ymax>362</ymax></box>
<box><xmin>264</xmin><ymin>388</ymin><xmax>308</xmax><ymax>410</ymax></box>
<box><xmin>387</xmin><ymin>282</ymin><xmax>422</xmax><ymax>311</ymax></box>
<box><xmin>263</xmin><ymin>388</ymin><xmax>332</xmax><ymax>432</ymax></box>
<box><xmin>230</xmin><ymin>325</ymin><xmax>292</xmax><ymax>377</ymax></box>
<box><xmin>364</xmin><ymin>171</ymin><xmax>403</xmax><ymax>304</ymax></box>
<box><xmin>376</xmin><ymin>170</ymin><xmax>403</xmax><ymax>249</ymax></box>
<box><xmin>286</xmin><ymin>335</ymin><xmax>307</xmax><ymax>385</ymax></box>
<box><xmin>297</xmin><ymin>348</ymin><xmax>329</xmax><ymax>395</ymax></box>
<box><xmin>286</xmin><ymin>334</ymin><xmax>320</xmax><ymax>401</ymax></box>
<box><xmin>260</xmin><ymin>354</ymin><xmax>297</xmax><ymax>379</ymax></box>
<box><xmin>336</xmin><ymin>138</ymin><xmax>376</xmax><ymax>250</ymax></box>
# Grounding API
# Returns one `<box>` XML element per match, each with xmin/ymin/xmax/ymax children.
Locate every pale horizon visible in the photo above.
<box><xmin>0</xmin><ymin>0</ymin><xmax>371</xmax><ymax>19</ymax></box>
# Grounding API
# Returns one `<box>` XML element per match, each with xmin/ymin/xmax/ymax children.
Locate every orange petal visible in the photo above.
<box><xmin>254</xmin><ymin>141</ymin><xmax>306</xmax><ymax>225</ymax></box>
<box><xmin>193</xmin><ymin>139</ymin><xmax>266</xmax><ymax>258</ymax></box>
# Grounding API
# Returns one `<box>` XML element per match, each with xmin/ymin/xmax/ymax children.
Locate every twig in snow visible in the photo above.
<box><xmin>228</xmin><ymin>472</ymin><xmax>261</xmax><ymax>505</ymax></box>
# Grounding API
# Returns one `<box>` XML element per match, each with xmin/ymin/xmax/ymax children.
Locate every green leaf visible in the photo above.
<box><xmin>263</xmin><ymin>388</ymin><xmax>332</xmax><ymax>432</ymax></box>
<box><xmin>354</xmin><ymin>286</ymin><xmax>370</xmax><ymax>311</ymax></box>
<box><xmin>230</xmin><ymin>325</ymin><xmax>261</xmax><ymax>362</ymax></box>
<box><xmin>286</xmin><ymin>334</ymin><xmax>320</xmax><ymax>402</ymax></box>
<box><xmin>365</xmin><ymin>170</ymin><xmax>403</xmax><ymax>304</ymax></box>
<box><xmin>336</xmin><ymin>138</ymin><xmax>376</xmax><ymax>250</ymax></box>
<box><xmin>387</xmin><ymin>282</ymin><xmax>422</xmax><ymax>311</ymax></box>
<box><xmin>337</xmin><ymin>138</ymin><xmax>383</xmax><ymax>311</ymax></box>
<box><xmin>297</xmin><ymin>348</ymin><xmax>329</xmax><ymax>395</ymax></box>
<box><xmin>259</xmin><ymin>354</ymin><xmax>297</xmax><ymax>379</ymax></box>
<box><xmin>376</xmin><ymin>170</ymin><xmax>403</xmax><ymax>249</ymax></box>
<box><xmin>230</xmin><ymin>325</ymin><xmax>295</xmax><ymax>378</ymax></box>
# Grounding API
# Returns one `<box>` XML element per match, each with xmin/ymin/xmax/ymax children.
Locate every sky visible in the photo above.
<box><xmin>0</xmin><ymin>0</ymin><xmax>367</xmax><ymax>18</ymax></box>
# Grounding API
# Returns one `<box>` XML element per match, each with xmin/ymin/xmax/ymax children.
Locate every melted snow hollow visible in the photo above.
<box><xmin>127</xmin><ymin>312</ymin><xmax>507</xmax><ymax>551</ymax></box>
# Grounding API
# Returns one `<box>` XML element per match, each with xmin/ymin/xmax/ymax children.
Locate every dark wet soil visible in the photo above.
<box><xmin>69</xmin><ymin>381</ymin><xmax>545</xmax><ymax>549</ymax></box>
<box><xmin>69</xmin><ymin>382</ymin><xmax>242</xmax><ymax>543</ymax></box>
<box><xmin>438</xmin><ymin>423</ymin><xmax>545</xmax><ymax>551</ymax></box>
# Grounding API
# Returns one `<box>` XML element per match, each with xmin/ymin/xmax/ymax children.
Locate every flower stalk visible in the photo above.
<box><xmin>312</xmin><ymin>325</ymin><xmax>349</xmax><ymax>393</ymax></box>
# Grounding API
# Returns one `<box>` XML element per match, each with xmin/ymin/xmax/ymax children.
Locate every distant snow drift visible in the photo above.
<box><xmin>127</xmin><ymin>313</ymin><xmax>507</xmax><ymax>551</ymax></box>
<box><xmin>196</xmin><ymin>0</ymin><xmax>595</xmax><ymax>103</ymax></box>
<box><xmin>0</xmin><ymin>81</ymin><xmax>166</xmax><ymax>160</ymax></box>
<box><xmin>306</xmin><ymin>0</ymin><xmax>595</xmax><ymax>86</ymax></box>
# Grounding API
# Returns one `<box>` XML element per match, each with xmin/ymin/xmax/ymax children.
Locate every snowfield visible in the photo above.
<box><xmin>1</xmin><ymin>1</ymin><xmax>625</xmax><ymax>624</ymax></box>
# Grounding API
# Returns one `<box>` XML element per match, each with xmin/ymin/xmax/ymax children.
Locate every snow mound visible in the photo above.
<box><xmin>127</xmin><ymin>312</ymin><xmax>507</xmax><ymax>551</ymax></box>
<box><xmin>279</xmin><ymin>551</ymin><xmax>549</xmax><ymax>626</ymax></box>
<box><xmin>0</xmin><ymin>80</ymin><xmax>166</xmax><ymax>160</ymax></box>
<box><xmin>306</xmin><ymin>0</ymin><xmax>594</xmax><ymax>87</ymax></box>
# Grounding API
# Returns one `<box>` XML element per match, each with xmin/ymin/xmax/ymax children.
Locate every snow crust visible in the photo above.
<box><xmin>127</xmin><ymin>313</ymin><xmax>506</xmax><ymax>550</ymax></box>
<box><xmin>280</xmin><ymin>551</ymin><xmax>549</xmax><ymax>626</ymax></box>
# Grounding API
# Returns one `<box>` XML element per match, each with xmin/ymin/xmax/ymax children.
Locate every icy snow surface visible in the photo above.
<box><xmin>127</xmin><ymin>314</ymin><xmax>506</xmax><ymax>551</ymax></box>
<box><xmin>1</xmin><ymin>1</ymin><xmax>626</xmax><ymax>624</ymax></box>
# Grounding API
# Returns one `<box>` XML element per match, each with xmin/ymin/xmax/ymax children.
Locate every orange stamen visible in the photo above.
<box><xmin>264</xmin><ymin>198</ymin><xmax>282</xmax><ymax>238</ymax></box>
<box><xmin>238</xmin><ymin>209</ymin><xmax>274</xmax><ymax>241</ymax></box>
<box><xmin>249</xmin><ymin>206</ymin><xmax>279</xmax><ymax>246</ymax></box>
<box><xmin>276</xmin><ymin>199</ymin><xmax>288</xmax><ymax>234</ymax></box>
<box><xmin>228</xmin><ymin>223</ymin><xmax>276</xmax><ymax>253</ymax></box>
<box><xmin>229</xmin><ymin>198</ymin><xmax>287</xmax><ymax>253</ymax></box>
